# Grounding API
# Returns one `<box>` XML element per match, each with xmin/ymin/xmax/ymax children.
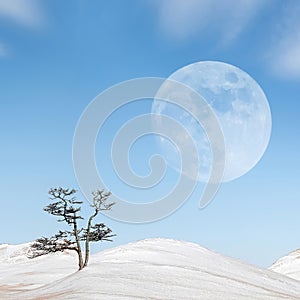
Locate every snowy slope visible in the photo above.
<box><xmin>0</xmin><ymin>242</ymin><xmax>33</xmax><ymax>263</ymax></box>
<box><xmin>0</xmin><ymin>242</ymin><xmax>77</xmax><ymax>297</ymax></box>
<box><xmin>2</xmin><ymin>239</ymin><xmax>300</xmax><ymax>299</ymax></box>
<box><xmin>270</xmin><ymin>249</ymin><xmax>300</xmax><ymax>281</ymax></box>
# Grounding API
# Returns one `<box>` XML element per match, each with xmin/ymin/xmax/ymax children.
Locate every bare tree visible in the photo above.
<box><xmin>29</xmin><ymin>188</ymin><xmax>115</xmax><ymax>270</ymax></box>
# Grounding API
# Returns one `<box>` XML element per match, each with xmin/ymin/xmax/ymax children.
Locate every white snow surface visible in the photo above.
<box><xmin>270</xmin><ymin>249</ymin><xmax>300</xmax><ymax>281</ymax></box>
<box><xmin>0</xmin><ymin>242</ymin><xmax>33</xmax><ymax>263</ymax></box>
<box><xmin>1</xmin><ymin>238</ymin><xmax>300</xmax><ymax>299</ymax></box>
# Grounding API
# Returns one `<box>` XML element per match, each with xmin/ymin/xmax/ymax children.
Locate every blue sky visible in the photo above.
<box><xmin>0</xmin><ymin>0</ymin><xmax>300</xmax><ymax>268</ymax></box>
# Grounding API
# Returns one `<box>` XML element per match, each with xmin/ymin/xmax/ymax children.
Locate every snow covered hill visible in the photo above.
<box><xmin>270</xmin><ymin>248</ymin><xmax>300</xmax><ymax>281</ymax></box>
<box><xmin>2</xmin><ymin>239</ymin><xmax>300</xmax><ymax>299</ymax></box>
<box><xmin>0</xmin><ymin>242</ymin><xmax>33</xmax><ymax>263</ymax></box>
<box><xmin>0</xmin><ymin>242</ymin><xmax>77</xmax><ymax>295</ymax></box>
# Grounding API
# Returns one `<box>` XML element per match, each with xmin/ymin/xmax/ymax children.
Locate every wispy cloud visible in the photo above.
<box><xmin>0</xmin><ymin>0</ymin><xmax>44</xmax><ymax>58</ymax></box>
<box><xmin>152</xmin><ymin>0</ymin><xmax>268</xmax><ymax>43</ymax></box>
<box><xmin>0</xmin><ymin>42</ymin><xmax>7</xmax><ymax>57</ymax></box>
<box><xmin>0</xmin><ymin>0</ymin><xmax>43</xmax><ymax>27</ymax></box>
<box><xmin>268</xmin><ymin>3</ymin><xmax>300</xmax><ymax>79</ymax></box>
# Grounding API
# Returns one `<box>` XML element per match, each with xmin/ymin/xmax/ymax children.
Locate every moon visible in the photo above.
<box><xmin>151</xmin><ymin>61</ymin><xmax>272</xmax><ymax>182</ymax></box>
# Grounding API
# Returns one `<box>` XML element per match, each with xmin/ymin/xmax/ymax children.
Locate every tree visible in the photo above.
<box><xmin>29</xmin><ymin>188</ymin><xmax>115</xmax><ymax>270</ymax></box>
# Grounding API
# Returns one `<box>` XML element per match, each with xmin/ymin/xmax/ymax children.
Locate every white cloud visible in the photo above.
<box><xmin>0</xmin><ymin>0</ymin><xmax>43</xmax><ymax>27</ymax></box>
<box><xmin>0</xmin><ymin>42</ymin><xmax>7</xmax><ymax>57</ymax></box>
<box><xmin>268</xmin><ymin>3</ymin><xmax>300</xmax><ymax>79</ymax></box>
<box><xmin>152</xmin><ymin>0</ymin><xmax>268</xmax><ymax>43</ymax></box>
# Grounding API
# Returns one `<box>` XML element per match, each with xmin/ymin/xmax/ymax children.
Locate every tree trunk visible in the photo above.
<box><xmin>73</xmin><ymin>216</ymin><xmax>84</xmax><ymax>270</ymax></box>
<box><xmin>83</xmin><ymin>232</ymin><xmax>90</xmax><ymax>268</ymax></box>
<box><xmin>83</xmin><ymin>211</ymin><xmax>97</xmax><ymax>267</ymax></box>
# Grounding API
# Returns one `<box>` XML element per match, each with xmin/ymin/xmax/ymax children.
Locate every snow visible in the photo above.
<box><xmin>0</xmin><ymin>242</ymin><xmax>33</xmax><ymax>263</ymax></box>
<box><xmin>0</xmin><ymin>242</ymin><xmax>77</xmax><ymax>294</ymax></box>
<box><xmin>1</xmin><ymin>238</ymin><xmax>300</xmax><ymax>299</ymax></box>
<box><xmin>270</xmin><ymin>248</ymin><xmax>300</xmax><ymax>281</ymax></box>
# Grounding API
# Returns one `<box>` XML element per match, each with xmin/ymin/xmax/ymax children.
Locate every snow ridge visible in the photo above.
<box><xmin>0</xmin><ymin>243</ymin><xmax>33</xmax><ymax>263</ymax></box>
<box><xmin>270</xmin><ymin>248</ymin><xmax>300</xmax><ymax>281</ymax></box>
<box><xmin>2</xmin><ymin>238</ymin><xmax>300</xmax><ymax>300</ymax></box>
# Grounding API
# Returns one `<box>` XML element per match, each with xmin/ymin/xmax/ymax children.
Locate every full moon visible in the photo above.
<box><xmin>151</xmin><ymin>61</ymin><xmax>272</xmax><ymax>182</ymax></box>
